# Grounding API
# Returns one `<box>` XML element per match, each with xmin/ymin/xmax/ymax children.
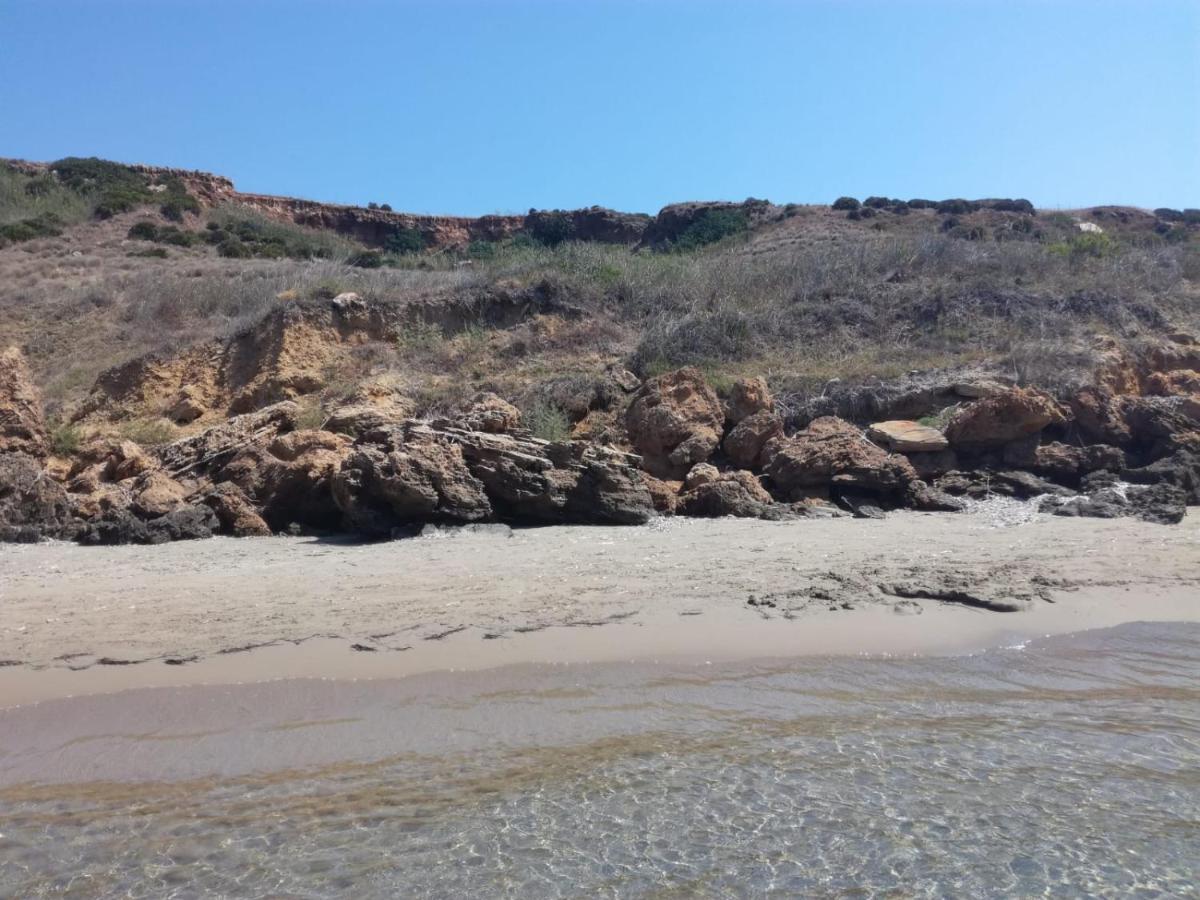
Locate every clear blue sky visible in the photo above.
<box><xmin>1</xmin><ymin>1</ymin><xmax>1196</xmax><ymax>214</ymax></box>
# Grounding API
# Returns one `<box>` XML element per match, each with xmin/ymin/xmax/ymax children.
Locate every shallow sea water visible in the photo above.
<box><xmin>1</xmin><ymin>621</ymin><xmax>1198</xmax><ymax>898</ymax></box>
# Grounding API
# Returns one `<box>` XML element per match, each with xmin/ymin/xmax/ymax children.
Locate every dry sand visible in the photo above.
<box><xmin>1</xmin><ymin>502</ymin><xmax>1197</xmax><ymax>704</ymax></box>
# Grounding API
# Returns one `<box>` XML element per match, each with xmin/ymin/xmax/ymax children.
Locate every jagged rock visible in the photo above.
<box><xmin>0</xmin><ymin>452</ymin><xmax>73</xmax><ymax>542</ymax></box>
<box><xmin>1069</xmin><ymin>387</ymin><xmax>1130</xmax><ymax>446</ymax></box>
<box><xmin>867</xmin><ymin>420</ymin><xmax>949</xmax><ymax>453</ymax></box>
<box><xmin>904</xmin><ymin>482</ymin><xmax>968</xmax><ymax>512</ymax></box>
<box><xmin>944</xmin><ymin>387</ymin><xmax>1065</xmax><ymax>450</ymax></box>
<box><xmin>722</xmin><ymin>411</ymin><xmax>784</xmax><ymax>469</ymax></box>
<box><xmin>219</xmin><ymin>429</ymin><xmax>351</xmax><ymax>529</ymax></box>
<box><xmin>935</xmin><ymin>469</ymin><xmax>1074</xmax><ymax>500</ymax></box>
<box><xmin>953</xmin><ymin>381</ymin><xmax>1010</xmax><ymax>399</ymax></box>
<box><xmin>1002</xmin><ymin>438</ymin><xmax>1082</xmax><ymax>480</ymax></box>
<box><xmin>625</xmin><ymin>367</ymin><xmax>725</xmax><ymax>478</ymax></box>
<box><xmin>683</xmin><ymin>462</ymin><xmax>721</xmax><ymax>490</ymax></box>
<box><xmin>332</xmin><ymin>424</ymin><xmax>491</xmax><ymax>535</ymax></box>
<box><xmin>1146</xmin><ymin>369</ymin><xmax>1200</xmax><ymax>397</ymax></box>
<box><xmin>0</xmin><ymin>347</ymin><xmax>49</xmax><ymax>457</ymax></box>
<box><xmin>157</xmin><ymin>401</ymin><xmax>299</xmax><ymax>477</ymax></box>
<box><xmin>678</xmin><ymin>471</ymin><xmax>788</xmax><ymax>520</ymax></box>
<box><xmin>607</xmin><ymin>365</ymin><xmax>640</xmax><ymax>393</ymax></box>
<box><xmin>459</xmin><ymin>392</ymin><xmax>522</xmax><ymax>434</ymax></box>
<box><xmin>77</xmin><ymin>503</ymin><xmax>218</xmax><ymax>545</ymax></box>
<box><xmin>322</xmin><ymin>385</ymin><xmax>416</xmax><ymax>438</ymax></box>
<box><xmin>762</xmin><ymin>416</ymin><xmax>918</xmax><ymax>501</ymax></box>
<box><xmin>1041</xmin><ymin>483</ymin><xmax>1187</xmax><ymax>525</ymax></box>
<box><xmin>167</xmin><ymin>385</ymin><xmax>207</xmax><ymax>423</ymax></box>
<box><xmin>1122</xmin><ymin>449</ymin><xmax>1200</xmax><ymax>504</ymax></box>
<box><xmin>642</xmin><ymin>474</ymin><xmax>682</xmax><ymax>514</ymax></box>
<box><xmin>725</xmin><ymin>377</ymin><xmax>772</xmax><ymax>425</ymax></box>
<box><xmin>199</xmin><ymin>482</ymin><xmax>272</xmax><ymax>537</ymax></box>
<box><xmin>131</xmin><ymin>471</ymin><xmax>188</xmax><ymax>518</ymax></box>
<box><xmin>445</xmin><ymin>425</ymin><xmax>654</xmax><ymax>525</ymax></box>
<box><xmin>905</xmin><ymin>448</ymin><xmax>958</xmax><ymax>480</ymax></box>
<box><xmin>1082</xmin><ymin>444</ymin><xmax>1127</xmax><ymax>473</ymax></box>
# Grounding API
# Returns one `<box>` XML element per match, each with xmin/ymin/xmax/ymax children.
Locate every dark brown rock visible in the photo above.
<box><xmin>722</xmin><ymin>411</ymin><xmax>783</xmax><ymax>469</ymax></box>
<box><xmin>763</xmin><ymin>416</ymin><xmax>918</xmax><ymax>500</ymax></box>
<box><xmin>625</xmin><ymin>367</ymin><xmax>725</xmax><ymax>478</ymax></box>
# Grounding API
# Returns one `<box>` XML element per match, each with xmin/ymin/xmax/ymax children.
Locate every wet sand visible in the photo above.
<box><xmin>1</xmin><ymin>504</ymin><xmax>1197</xmax><ymax>704</ymax></box>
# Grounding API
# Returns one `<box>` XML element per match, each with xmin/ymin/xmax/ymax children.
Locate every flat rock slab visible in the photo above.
<box><xmin>868</xmin><ymin>420</ymin><xmax>949</xmax><ymax>452</ymax></box>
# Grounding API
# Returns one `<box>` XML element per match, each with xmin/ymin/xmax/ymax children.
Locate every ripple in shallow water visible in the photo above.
<box><xmin>1</xmin><ymin>622</ymin><xmax>1199</xmax><ymax>897</ymax></box>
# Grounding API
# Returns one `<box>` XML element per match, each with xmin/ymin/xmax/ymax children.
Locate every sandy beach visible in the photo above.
<box><xmin>1</xmin><ymin>503</ymin><xmax>1197</xmax><ymax>705</ymax></box>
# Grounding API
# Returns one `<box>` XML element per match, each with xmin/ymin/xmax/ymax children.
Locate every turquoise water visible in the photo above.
<box><xmin>1</xmin><ymin>622</ymin><xmax>1198</xmax><ymax>897</ymax></box>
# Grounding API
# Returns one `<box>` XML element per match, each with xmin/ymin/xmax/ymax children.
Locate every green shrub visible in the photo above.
<box><xmin>0</xmin><ymin>213</ymin><xmax>62</xmax><ymax>243</ymax></box>
<box><xmin>160</xmin><ymin>193</ymin><xmax>201</xmax><ymax>221</ymax></box>
<box><xmin>467</xmin><ymin>240</ymin><xmax>497</xmax><ymax>259</ymax></box>
<box><xmin>117</xmin><ymin>417</ymin><xmax>178</xmax><ymax>447</ymax></box>
<box><xmin>671</xmin><ymin>208</ymin><xmax>749</xmax><ymax>252</ymax></box>
<box><xmin>49</xmin><ymin>421</ymin><xmax>84</xmax><ymax>456</ymax></box>
<box><xmin>528</xmin><ymin>211</ymin><xmax>576</xmax><ymax>247</ymax></box>
<box><xmin>208</xmin><ymin>206</ymin><xmax>359</xmax><ymax>260</ymax></box>
<box><xmin>1048</xmin><ymin>232</ymin><xmax>1116</xmax><ymax>260</ymax></box>
<box><xmin>907</xmin><ymin>198</ymin><xmax>934</xmax><ymax>209</ymax></box>
<box><xmin>128</xmin><ymin>221</ymin><xmax>159</xmax><ymax>240</ymax></box>
<box><xmin>935</xmin><ymin>198</ymin><xmax>978</xmax><ymax>215</ymax></box>
<box><xmin>128</xmin><ymin>246</ymin><xmax>169</xmax><ymax>258</ymax></box>
<box><xmin>525</xmin><ymin>399</ymin><xmax>571</xmax><ymax>442</ymax></box>
<box><xmin>832</xmin><ymin>197</ymin><xmax>860</xmax><ymax>211</ymax></box>
<box><xmin>396</xmin><ymin>320</ymin><xmax>445</xmax><ymax>353</ymax></box>
<box><xmin>218</xmin><ymin>237</ymin><xmax>251</xmax><ymax>258</ymax></box>
<box><xmin>864</xmin><ymin>196</ymin><xmax>890</xmax><ymax>209</ymax></box>
<box><xmin>384</xmin><ymin>226</ymin><xmax>426</xmax><ymax>254</ymax></box>
<box><xmin>349</xmin><ymin>250</ymin><xmax>384</xmax><ymax>268</ymax></box>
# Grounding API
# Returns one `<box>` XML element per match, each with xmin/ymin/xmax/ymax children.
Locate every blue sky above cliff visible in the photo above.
<box><xmin>1</xmin><ymin>0</ymin><xmax>1196</xmax><ymax>214</ymax></box>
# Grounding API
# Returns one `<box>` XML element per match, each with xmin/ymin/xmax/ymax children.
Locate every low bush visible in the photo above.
<box><xmin>1155</xmin><ymin>208</ymin><xmax>1183</xmax><ymax>222</ymax></box>
<box><xmin>524</xmin><ymin>399</ymin><xmax>571</xmax><ymax>442</ymax></box>
<box><xmin>384</xmin><ymin>226</ymin><xmax>426</xmax><ymax>255</ymax></box>
<box><xmin>863</xmin><ymin>196</ymin><xmax>891</xmax><ymax>209</ymax></box>
<box><xmin>528</xmin><ymin>211</ymin><xmax>576</xmax><ymax>247</ymax></box>
<box><xmin>935</xmin><ymin>198</ymin><xmax>978</xmax><ymax>215</ymax></box>
<box><xmin>467</xmin><ymin>240</ymin><xmax>497</xmax><ymax>260</ymax></box>
<box><xmin>0</xmin><ymin>213</ymin><xmax>62</xmax><ymax>244</ymax></box>
<box><xmin>49</xmin><ymin>421</ymin><xmax>84</xmax><ymax>456</ymax></box>
<box><xmin>128</xmin><ymin>220</ymin><xmax>159</xmax><ymax>240</ymax></box>
<box><xmin>832</xmin><ymin>196</ymin><xmax>860</xmax><ymax>211</ymax></box>
<box><xmin>209</xmin><ymin>206</ymin><xmax>359</xmax><ymax>260</ymax></box>
<box><xmin>349</xmin><ymin>250</ymin><xmax>384</xmax><ymax>268</ymax></box>
<box><xmin>671</xmin><ymin>207</ymin><xmax>749</xmax><ymax>252</ymax></box>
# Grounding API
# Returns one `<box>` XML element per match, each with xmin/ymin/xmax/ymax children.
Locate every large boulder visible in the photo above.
<box><xmin>678</xmin><ymin>470</ymin><xmax>783</xmax><ymax>519</ymax></box>
<box><xmin>625</xmin><ymin>367</ymin><xmax>725</xmax><ymax>478</ymax></box>
<box><xmin>725</xmin><ymin>377</ymin><xmax>772</xmax><ymax>425</ymax></box>
<box><xmin>458</xmin><ymin>392</ymin><xmax>522</xmax><ymax>434</ymax></box>
<box><xmin>199</xmin><ymin>483</ymin><xmax>272</xmax><ymax>537</ymax></box>
<box><xmin>0</xmin><ymin>452</ymin><xmax>74</xmax><ymax>542</ymax></box>
<box><xmin>723</xmin><ymin>410</ymin><xmax>784</xmax><ymax>469</ymax></box>
<box><xmin>1041</xmin><ymin>478</ymin><xmax>1187</xmax><ymax>525</ymax></box>
<box><xmin>445</xmin><ymin>424</ymin><xmax>655</xmax><ymax>525</ymax></box>
<box><xmin>218</xmin><ymin>429</ymin><xmax>351</xmax><ymax>530</ymax></box>
<box><xmin>157</xmin><ymin>401</ymin><xmax>300</xmax><ymax>477</ymax></box>
<box><xmin>867</xmin><ymin>420</ymin><xmax>949</xmax><ymax>453</ymax></box>
<box><xmin>332</xmin><ymin>424</ymin><xmax>492</xmax><ymax>535</ymax></box>
<box><xmin>0</xmin><ymin>347</ymin><xmax>49</xmax><ymax>458</ymax></box>
<box><xmin>944</xmin><ymin>387</ymin><xmax>1064</xmax><ymax>450</ymax></box>
<box><xmin>76</xmin><ymin>504</ymin><xmax>218</xmax><ymax>545</ymax></box>
<box><xmin>762</xmin><ymin>416</ymin><xmax>918</xmax><ymax>501</ymax></box>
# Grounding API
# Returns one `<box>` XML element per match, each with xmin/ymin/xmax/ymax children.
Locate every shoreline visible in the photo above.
<box><xmin>2</xmin><ymin>507</ymin><xmax>1197</xmax><ymax>706</ymax></box>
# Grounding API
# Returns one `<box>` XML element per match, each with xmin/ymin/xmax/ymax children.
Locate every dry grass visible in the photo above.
<box><xmin>1</xmin><ymin>199</ymin><xmax>1196</xmax><ymax>420</ymax></box>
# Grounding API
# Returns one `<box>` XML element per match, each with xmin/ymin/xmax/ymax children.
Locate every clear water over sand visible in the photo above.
<box><xmin>2</xmin><ymin>621</ymin><xmax>1197</xmax><ymax>897</ymax></box>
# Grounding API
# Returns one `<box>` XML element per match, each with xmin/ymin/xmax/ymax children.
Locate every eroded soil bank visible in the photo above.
<box><xmin>1</xmin><ymin>506</ymin><xmax>1197</xmax><ymax>705</ymax></box>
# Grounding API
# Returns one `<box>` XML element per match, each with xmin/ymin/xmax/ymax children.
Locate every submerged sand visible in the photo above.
<box><xmin>1</xmin><ymin>503</ymin><xmax>1197</xmax><ymax>704</ymax></box>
